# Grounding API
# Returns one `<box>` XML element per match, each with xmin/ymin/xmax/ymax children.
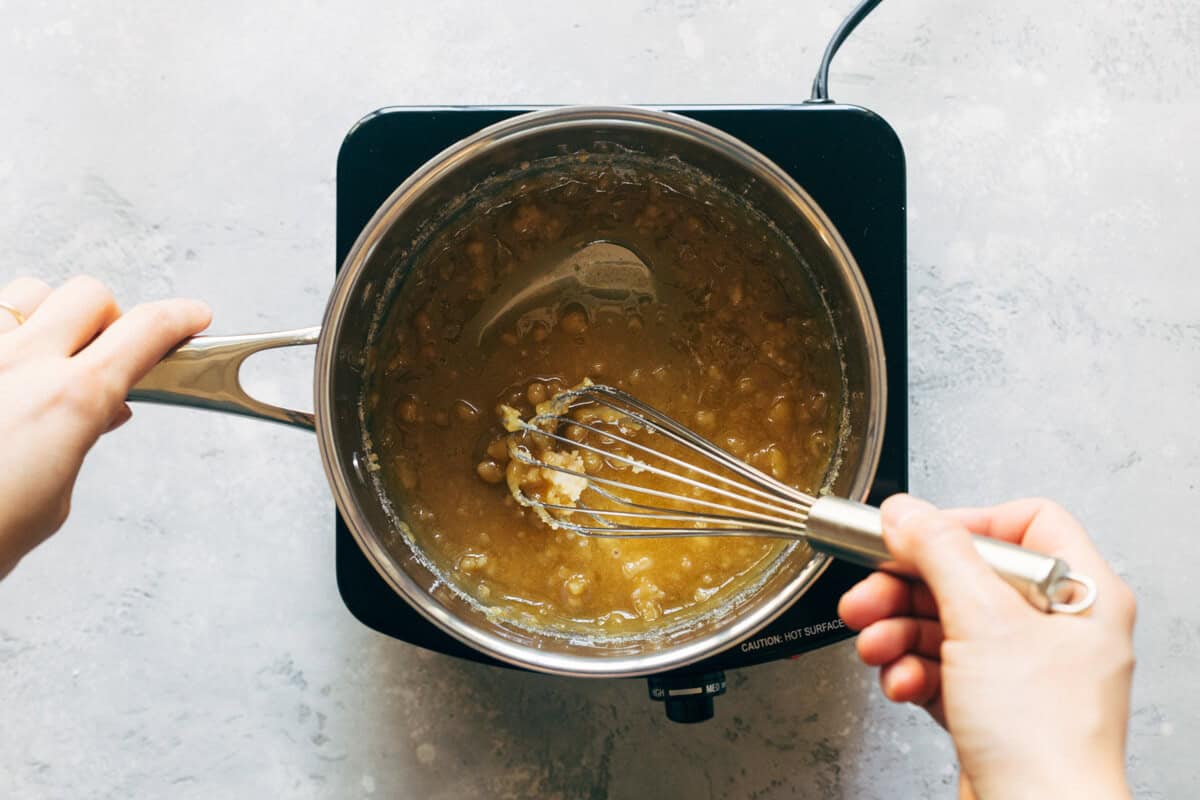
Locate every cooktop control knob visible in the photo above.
<box><xmin>647</xmin><ymin>670</ymin><xmax>727</xmax><ymax>723</ymax></box>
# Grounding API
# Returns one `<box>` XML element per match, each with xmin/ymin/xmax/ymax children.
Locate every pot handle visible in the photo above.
<box><xmin>127</xmin><ymin>326</ymin><xmax>322</xmax><ymax>430</ymax></box>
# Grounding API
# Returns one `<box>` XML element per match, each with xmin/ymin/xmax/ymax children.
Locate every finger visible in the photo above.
<box><xmin>947</xmin><ymin>498</ymin><xmax>1105</xmax><ymax>574</ymax></box>
<box><xmin>103</xmin><ymin>402</ymin><xmax>133</xmax><ymax>434</ymax></box>
<box><xmin>19</xmin><ymin>276</ymin><xmax>120</xmax><ymax>355</ymax></box>
<box><xmin>0</xmin><ymin>277</ymin><xmax>53</xmax><ymax>335</ymax></box>
<box><xmin>856</xmin><ymin>617</ymin><xmax>944</xmax><ymax>666</ymax></box>
<box><xmin>882</xmin><ymin>494</ymin><xmax>1027</xmax><ymax>635</ymax></box>
<box><xmin>958</xmin><ymin>773</ymin><xmax>979</xmax><ymax>800</ymax></box>
<box><xmin>879</xmin><ymin>653</ymin><xmax>942</xmax><ymax>709</ymax></box>
<box><xmin>76</xmin><ymin>299</ymin><xmax>212</xmax><ymax>388</ymax></box>
<box><xmin>947</xmin><ymin>499</ymin><xmax>1134</xmax><ymax>626</ymax></box>
<box><xmin>839</xmin><ymin>571</ymin><xmax>938</xmax><ymax>630</ymax></box>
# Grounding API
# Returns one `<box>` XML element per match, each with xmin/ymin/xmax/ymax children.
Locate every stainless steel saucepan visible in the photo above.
<box><xmin>130</xmin><ymin>106</ymin><xmax>887</xmax><ymax>677</ymax></box>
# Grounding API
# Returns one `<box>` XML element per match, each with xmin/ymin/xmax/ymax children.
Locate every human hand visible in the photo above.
<box><xmin>838</xmin><ymin>495</ymin><xmax>1136</xmax><ymax>800</ymax></box>
<box><xmin>0</xmin><ymin>276</ymin><xmax>211</xmax><ymax>578</ymax></box>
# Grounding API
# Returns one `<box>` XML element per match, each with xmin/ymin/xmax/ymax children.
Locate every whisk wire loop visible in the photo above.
<box><xmin>507</xmin><ymin>384</ymin><xmax>817</xmax><ymax>540</ymax></box>
<box><xmin>579</xmin><ymin>385</ymin><xmax>816</xmax><ymax>506</ymax></box>
<box><xmin>508</xmin><ymin>441</ymin><xmax>808</xmax><ymax>531</ymax></box>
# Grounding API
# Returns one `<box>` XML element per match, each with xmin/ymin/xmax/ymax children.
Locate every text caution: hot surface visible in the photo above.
<box><xmin>739</xmin><ymin>618</ymin><xmax>847</xmax><ymax>653</ymax></box>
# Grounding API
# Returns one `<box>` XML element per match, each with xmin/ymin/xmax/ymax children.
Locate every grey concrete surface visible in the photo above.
<box><xmin>1</xmin><ymin>1</ymin><xmax>1195</xmax><ymax>797</ymax></box>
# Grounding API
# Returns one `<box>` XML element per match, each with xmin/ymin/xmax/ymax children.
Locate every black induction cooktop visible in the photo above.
<box><xmin>335</xmin><ymin>105</ymin><xmax>907</xmax><ymax>721</ymax></box>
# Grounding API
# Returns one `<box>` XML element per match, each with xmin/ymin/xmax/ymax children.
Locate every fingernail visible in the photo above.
<box><xmin>881</xmin><ymin>494</ymin><xmax>936</xmax><ymax>529</ymax></box>
<box><xmin>840</xmin><ymin>581</ymin><xmax>865</xmax><ymax>603</ymax></box>
<box><xmin>189</xmin><ymin>299</ymin><xmax>213</xmax><ymax>322</ymax></box>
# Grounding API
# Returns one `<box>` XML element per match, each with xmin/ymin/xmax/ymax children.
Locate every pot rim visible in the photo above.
<box><xmin>315</xmin><ymin>105</ymin><xmax>887</xmax><ymax>677</ymax></box>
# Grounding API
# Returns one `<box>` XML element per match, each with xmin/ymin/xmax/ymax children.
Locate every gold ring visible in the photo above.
<box><xmin>0</xmin><ymin>301</ymin><xmax>25</xmax><ymax>326</ymax></box>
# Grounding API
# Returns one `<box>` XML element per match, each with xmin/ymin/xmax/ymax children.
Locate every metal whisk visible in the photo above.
<box><xmin>504</xmin><ymin>383</ymin><xmax>1096</xmax><ymax>615</ymax></box>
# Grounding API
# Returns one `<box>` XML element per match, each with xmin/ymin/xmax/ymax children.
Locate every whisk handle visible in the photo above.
<box><xmin>805</xmin><ymin>497</ymin><xmax>1096</xmax><ymax>614</ymax></box>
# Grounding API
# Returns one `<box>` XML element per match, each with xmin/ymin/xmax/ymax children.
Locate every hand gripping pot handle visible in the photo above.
<box><xmin>804</xmin><ymin>496</ymin><xmax>1097</xmax><ymax>615</ymax></box>
<box><xmin>127</xmin><ymin>327</ymin><xmax>321</xmax><ymax>429</ymax></box>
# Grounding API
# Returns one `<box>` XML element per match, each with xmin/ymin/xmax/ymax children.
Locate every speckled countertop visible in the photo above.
<box><xmin>1</xmin><ymin>1</ymin><xmax>1195</xmax><ymax>798</ymax></box>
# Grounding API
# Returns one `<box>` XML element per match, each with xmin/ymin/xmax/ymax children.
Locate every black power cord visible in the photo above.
<box><xmin>809</xmin><ymin>0</ymin><xmax>885</xmax><ymax>102</ymax></box>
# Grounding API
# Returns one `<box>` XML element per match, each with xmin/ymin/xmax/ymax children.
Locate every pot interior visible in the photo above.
<box><xmin>319</xmin><ymin>108</ymin><xmax>884</xmax><ymax>675</ymax></box>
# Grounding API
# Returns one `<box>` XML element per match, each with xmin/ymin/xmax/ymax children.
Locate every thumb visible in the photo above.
<box><xmin>881</xmin><ymin>494</ymin><xmax>1024</xmax><ymax>635</ymax></box>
